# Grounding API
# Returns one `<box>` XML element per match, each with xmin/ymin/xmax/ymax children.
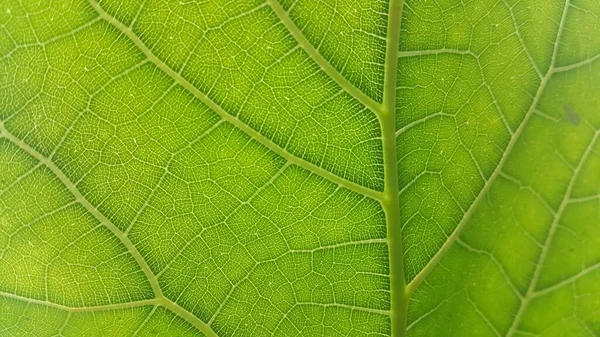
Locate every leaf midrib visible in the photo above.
<box><xmin>11</xmin><ymin>0</ymin><xmax>407</xmax><ymax>334</ymax></box>
<box><xmin>378</xmin><ymin>0</ymin><xmax>409</xmax><ymax>335</ymax></box>
<box><xmin>7</xmin><ymin>0</ymin><xmax>583</xmax><ymax>335</ymax></box>
<box><xmin>89</xmin><ymin>0</ymin><xmax>410</xmax><ymax>335</ymax></box>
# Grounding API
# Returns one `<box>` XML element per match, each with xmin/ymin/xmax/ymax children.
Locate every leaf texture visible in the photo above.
<box><xmin>0</xmin><ymin>0</ymin><xmax>598</xmax><ymax>336</ymax></box>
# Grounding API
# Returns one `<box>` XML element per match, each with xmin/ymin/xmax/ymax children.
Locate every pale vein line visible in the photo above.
<box><xmin>0</xmin><ymin>291</ymin><xmax>220</xmax><ymax>337</ymax></box>
<box><xmin>465</xmin><ymin>292</ymin><xmax>502</xmax><ymax>337</ymax></box>
<box><xmin>504</xmin><ymin>0</ymin><xmax>573</xmax><ymax>330</ymax></box>
<box><xmin>395</xmin><ymin>112</ymin><xmax>454</xmax><ymax>137</ymax></box>
<box><xmin>267</xmin><ymin>0</ymin><xmax>382</xmax><ymax>115</ymax></box>
<box><xmin>294</xmin><ymin>302</ymin><xmax>390</xmax><ymax>316</ymax></box>
<box><xmin>500</xmin><ymin>0</ymin><xmax>543</xmax><ymax>78</ymax></box>
<box><xmin>57</xmin><ymin>312</ymin><xmax>72</xmax><ymax>335</ymax></box>
<box><xmin>406</xmin><ymin>66</ymin><xmax>549</xmax><ymax>294</ymax></box>
<box><xmin>406</xmin><ymin>0</ymin><xmax>572</xmax><ymax>295</ymax></box>
<box><xmin>406</xmin><ymin>296</ymin><xmax>452</xmax><ymax>331</ymax></box>
<box><xmin>456</xmin><ymin>239</ymin><xmax>524</xmax><ymax>300</ymax></box>
<box><xmin>132</xmin><ymin>306</ymin><xmax>157</xmax><ymax>337</ymax></box>
<box><xmin>205</xmin><ymin>236</ymin><xmax>389</xmax><ymax>324</ymax></box>
<box><xmin>499</xmin><ymin>171</ymin><xmax>557</xmax><ymax>215</ymax></box>
<box><xmin>569</xmin><ymin>194</ymin><xmax>600</xmax><ymax>203</ymax></box>
<box><xmin>533</xmin><ymin>109</ymin><xmax>561</xmax><ymax>123</ymax></box>
<box><xmin>0</xmin><ymin>16</ymin><xmax>103</xmax><ymax>60</ymax></box>
<box><xmin>0</xmin><ymin>123</ymin><xmax>163</xmax><ymax>299</ymax></box>
<box><xmin>397</xmin><ymin>48</ymin><xmax>477</xmax><ymax>58</ymax></box>
<box><xmin>0</xmin><ymin>291</ymin><xmax>157</xmax><ymax>313</ymax></box>
<box><xmin>553</xmin><ymin>52</ymin><xmax>600</xmax><ymax>73</ymax></box>
<box><xmin>287</xmin><ymin>238</ymin><xmax>388</xmax><ymax>253</ymax></box>
<box><xmin>395</xmin><ymin>48</ymin><xmax>514</xmax><ymax>138</ymax></box>
<box><xmin>156</xmin><ymin>161</ymin><xmax>291</xmax><ymax>279</ymax></box>
<box><xmin>532</xmin><ymin>262</ymin><xmax>600</xmax><ymax>298</ymax></box>
<box><xmin>506</xmin><ymin>125</ymin><xmax>600</xmax><ymax>337</ymax></box>
<box><xmin>125</xmin><ymin>119</ymin><xmax>226</xmax><ymax>235</ymax></box>
<box><xmin>87</xmin><ymin>0</ymin><xmax>382</xmax><ymax>202</ymax></box>
<box><xmin>159</xmin><ymin>298</ymin><xmax>219</xmax><ymax>337</ymax></box>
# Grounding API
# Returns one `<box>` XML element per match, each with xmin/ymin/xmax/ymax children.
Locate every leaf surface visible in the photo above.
<box><xmin>0</xmin><ymin>0</ymin><xmax>598</xmax><ymax>336</ymax></box>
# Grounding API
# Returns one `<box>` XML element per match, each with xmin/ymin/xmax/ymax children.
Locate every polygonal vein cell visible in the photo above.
<box><xmin>1</xmin><ymin>0</ymin><xmax>600</xmax><ymax>336</ymax></box>
<box><xmin>405</xmin><ymin>0</ymin><xmax>600</xmax><ymax>335</ymax></box>
<box><xmin>0</xmin><ymin>138</ymin><xmax>154</xmax><ymax>308</ymax></box>
<box><xmin>0</xmin><ymin>1</ymin><xmax>393</xmax><ymax>336</ymax></box>
<box><xmin>395</xmin><ymin>0</ymin><xmax>581</xmax><ymax>286</ymax></box>
<box><xmin>89</xmin><ymin>0</ymin><xmax>385</xmax><ymax>192</ymax></box>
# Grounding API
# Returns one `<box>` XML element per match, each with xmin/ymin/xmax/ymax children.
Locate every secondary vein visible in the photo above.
<box><xmin>0</xmin><ymin>291</ymin><xmax>157</xmax><ymax>313</ymax></box>
<box><xmin>506</xmin><ymin>125</ymin><xmax>600</xmax><ymax>337</ymax></box>
<box><xmin>406</xmin><ymin>0</ymin><xmax>572</xmax><ymax>298</ymax></box>
<box><xmin>0</xmin><ymin>123</ymin><xmax>163</xmax><ymax>300</ymax></box>
<box><xmin>0</xmin><ymin>123</ymin><xmax>223</xmax><ymax>336</ymax></box>
<box><xmin>406</xmin><ymin>68</ymin><xmax>551</xmax><ymax>295</ymax></box>
<box><xmin>267</xmin><ymin>0</ymin><xmax>382</xmax><ymax>116</ymax></box>
<box><xmin>87</xmin><ymin>0</ymin><xmax>383</xmax><ymax>202</ymax></box>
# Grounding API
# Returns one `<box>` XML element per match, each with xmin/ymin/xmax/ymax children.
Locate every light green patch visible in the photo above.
<box><xmin>0</xmin><ymin>298</ymin><xmax>68</xmax><ymax>337</ymax></box>
<box><xmin>0</xmin><ymin>144</ymin><xmax>153</xmax><ymax>306</ymax></box>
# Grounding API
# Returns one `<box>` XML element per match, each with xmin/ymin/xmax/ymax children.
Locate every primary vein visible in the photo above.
<box><xmin>0</xmin><ymin>291</ymin><xmax>157</xmax><ymax>313</ymax></box>
<box><xmin>381</xmin><ymin>1</ymin><xmax>407</xmax><ymax>336</ymax></box>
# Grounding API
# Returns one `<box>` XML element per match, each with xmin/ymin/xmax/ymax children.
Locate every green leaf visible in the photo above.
<box><xmin>0</xmin><ymin>0</ymin><xmax>598</xmax><ymax>336</ymax></box>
